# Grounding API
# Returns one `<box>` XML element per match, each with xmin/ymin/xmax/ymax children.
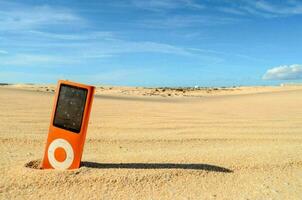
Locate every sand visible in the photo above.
<box><xmin>0</xmin><ymin>85</ymin><xmax>302</xmax><ymax>199</ymax></box>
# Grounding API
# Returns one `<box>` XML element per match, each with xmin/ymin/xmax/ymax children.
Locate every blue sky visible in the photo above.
<box><xmin>0</xmin><ymin>0</ymin><xmax>302</xmax><ymax>87</ymax></box>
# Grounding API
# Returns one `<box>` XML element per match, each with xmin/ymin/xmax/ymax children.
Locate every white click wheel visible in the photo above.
<box><xmin>47</xmin><ymin>138</ymin><xmax>74</xmax><ymax>170</ymax></box>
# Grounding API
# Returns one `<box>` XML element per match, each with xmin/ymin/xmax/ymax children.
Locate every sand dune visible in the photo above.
<box><xmin>0</xmin><ymin>86</ymin><xmax>302</xmax><ymax>199</ymax></box>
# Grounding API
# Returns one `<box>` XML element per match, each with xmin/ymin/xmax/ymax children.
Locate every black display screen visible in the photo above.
<box><xmin>53</xmin><ymin>84</ymin><xmax>87</xmax><ymax>133</ymax></box>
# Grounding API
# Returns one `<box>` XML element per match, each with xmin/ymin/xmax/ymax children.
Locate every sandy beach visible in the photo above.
<box><xmin>0</xmin><ymin>85</ymin><xmax>302</xmax><ymax>199</ymax></box>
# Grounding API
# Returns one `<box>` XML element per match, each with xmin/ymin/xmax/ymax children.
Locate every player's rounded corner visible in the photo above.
<box><xmin>42</xmin><ymin>80</ymin><xmax>95</xmax><ymax>170</ymax></box>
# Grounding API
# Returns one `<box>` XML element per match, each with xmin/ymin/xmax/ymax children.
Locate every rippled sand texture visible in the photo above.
<box><xmin>0</xmin><ymin>86</ymin><xmax>302</xmax><ymax>199</ymax></box>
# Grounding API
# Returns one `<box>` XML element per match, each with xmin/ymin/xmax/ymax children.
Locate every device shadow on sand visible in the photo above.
<box><xmin>81</xmin><ymin>162</ymin><xmax>233</xmax><ymax>173</ymax></box>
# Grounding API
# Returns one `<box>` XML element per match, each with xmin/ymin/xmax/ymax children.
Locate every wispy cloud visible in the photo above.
<box><xmin>0</xmin><ymin>1</ymin><xmax>207</xmax><ymax>66</ymax></box>
<box><xmin>136</xmin><ymin>15</ymin><xmax>239</xmax><ymax>29</ymax></box>
<box><xmin>130</xmin><ymin>0</ymin><xmax>204</xmax><ymax>11</ymax></box>
<box><xmin>217</xmin><ymin>7</ymin><xmax>247</xmax><ymax>16</ymax></box>
<box><xmin>0</xmin><ymin>50</ymin><xmax>8</xmax><ymax>54</ymax></box>
<box><xmin>188</xmin><ymin>47</ymin><xmax>265</xmax><ymax>63</ymax></box>
<box><xmin>218</xmin><ymin>0</ymin><xmax>302</xmax><ymax>18</ymax></box>
<box><xmin>112</xmin><ymin>40</ymin><xmax>192</xmax><ymax>55</ymax></box>
<box><xmin>0</xmin><ymin>35</ymin><xmax>194</xmax><ymax>61</ymax></box>
<box><xmin>254</xmin><ymin>1</ymin><xmax>302</xmax><ymax>15</ymax></box>
<box><xmin>0</xmin><ymin>3</ymin><xmax>84</xmax><ymax>31</ymax></box>
<box><xmin>263</xmin><ymin>64</ymin><xmax>302</xmax><ymax>80</ymax></box>
<box><xmin>28</xmin><ymin>30</ymin><xmax>114</xmax><ymax>41</ymax></box>
<box><xmin>236</xmin><ymin>5</ymin><xmax>277</xmax><ymax>18</ymax></box>
<box><xmin>0</xmin><ymin>29</ymin><xmax>227</xmax><ymax>67</ymax></box>
<box><xmin>1</xmin><ymin>0</ymin><xmax>290</xmax><ymax>85</ymax></box>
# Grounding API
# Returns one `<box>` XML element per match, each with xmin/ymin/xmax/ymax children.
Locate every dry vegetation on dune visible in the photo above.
<box><xmin>0</xmin><ymin>86</ymin><xmax>302</xmax><ymax>199</ymax></box>
<box><xmin>2</xmin><ymin>83</ymin><xmax>302</xmax><ymax>97</ymax></box>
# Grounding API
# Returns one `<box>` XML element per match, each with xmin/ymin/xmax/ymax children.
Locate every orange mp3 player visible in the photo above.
<box><xmin>42</xmin><ymin>80</ymin><xmax>95</xmax><ymax>170</ymax></box>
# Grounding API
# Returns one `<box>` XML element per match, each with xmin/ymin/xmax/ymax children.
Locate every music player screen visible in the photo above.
<box><xmin>53</xmin><ymin>84</ymin><xmax>88</xmax><ymax>133</ymax></box>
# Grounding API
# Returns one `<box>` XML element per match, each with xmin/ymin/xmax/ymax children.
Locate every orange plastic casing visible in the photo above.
<box><xmin>42</xmin><ymin>80</ymin><xmax>95</xmax><ymax>170</ymax></box>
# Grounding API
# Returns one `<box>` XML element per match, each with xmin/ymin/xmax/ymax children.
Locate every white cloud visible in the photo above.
<box><xmin>80</xmin><ymin>39</ymin><xmax>194</xmax><ymax>56</ymax></box>
<box><xmin>218</xmin><ymin>0</ymin><xmax>302</xmax><ymax>18</ymax></box>
<box><xmin>0</xmin><ymin>4</ymin><xmax>84</xmax><ymax>31</ymax></box>
<box><xmin>217</xmin><ymin>7</ymin><xmax>247</xmax><ymax>16</ymax></box>
<box><xmin>262</xmin><ymin>64</ymin><xmax>302</xmax><ymax>80</ymax></box>
<box><xmin>254</xmin><ymin>1</ymin><xmax>302</xmax><ymax>15</ymax></box>
<box><xmin>0</xmin><ymin>1</ymin><xmax>239</xmax><ymax>67</ymax></box>
<box><xmin>131</xmin><ymin>0</ymin><xmax>204</xmax><ymax>11</ymax></box>
<box><xmin>0</xmin><ymin>35</ymin><xmax>226</xmax><ymax>67</ymax></box>
<box><xmin>115</xmin><ymin>40</ymin><xmax>192</xmax><ymax>56</ymax></box>
<box><xmin>0</xmin><ymin>38</ymin><xmax>203</xmax><ymax>68</ymax></box>
<box><xmin>28</xmin><ymin>31</ymin><xmax>113</xmax><ymax>41</ymax></box>
<box><xmin>137</xmin><ymin>15</ymin><xmax>239</xmax><ymax>29</ymax></box>
<box><xmin>188</xmin><ymin>47</ymin><xmax>264</xmax><ymax>62</ymax></box>
<box><xmin>0</xmin><ymin>50</ymin><xmax>8</xmax><ymax>54</ymax></box>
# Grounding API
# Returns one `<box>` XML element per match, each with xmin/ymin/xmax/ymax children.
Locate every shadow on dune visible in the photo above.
<box><xmin>81</xmin><ymin>162</ymin><xmax>233</xmax><ymax>173</ymax></box>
